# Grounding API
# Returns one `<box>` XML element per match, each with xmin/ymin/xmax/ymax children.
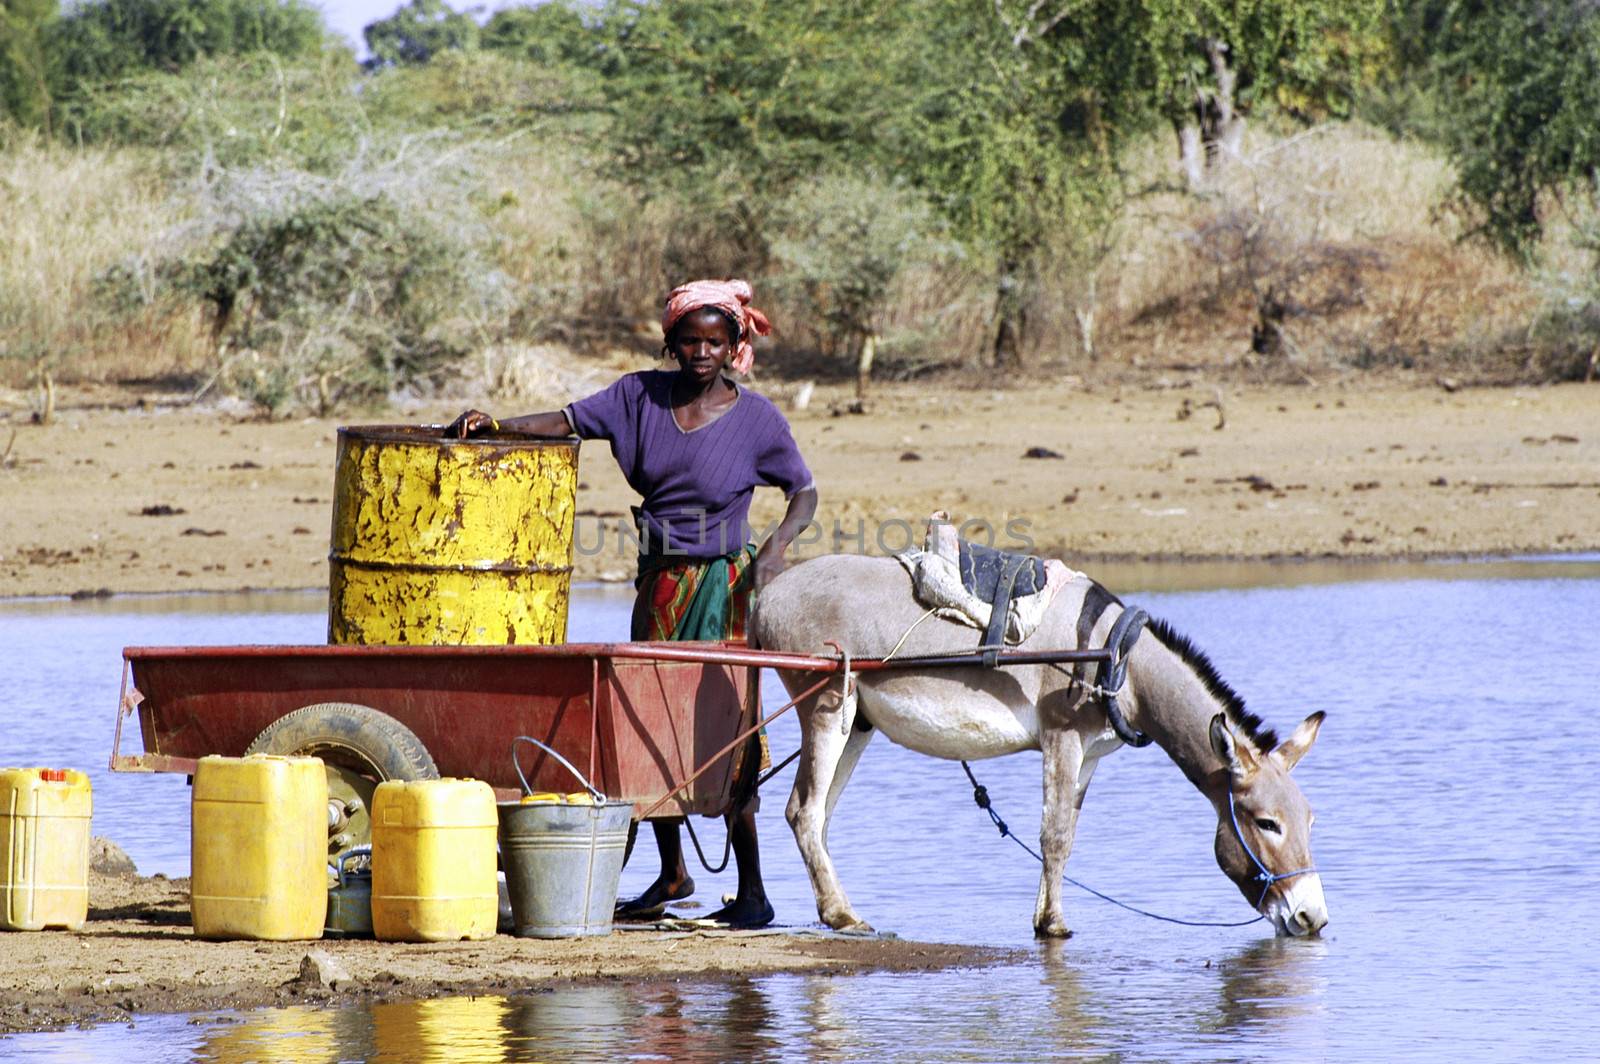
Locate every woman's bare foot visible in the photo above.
<box><xmin>614</xmin><ymin>875</ymin><xmax>695</xmax><ymax>920</ymax></box>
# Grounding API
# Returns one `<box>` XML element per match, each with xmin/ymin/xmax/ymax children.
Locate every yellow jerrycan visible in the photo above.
<box><xmin>0</xmin><ymin>767</ymin><xmax>92</xmax><ymax>931</ymax></box>
<box><xmin>371</xmin><ymin>778</ymin><xmax>498</xmax><ymax>942</ymax></box>
<box><xmin>191</xmin><ymin>754</ymin><xmax>328</xmax><ymax>941</ymax></box>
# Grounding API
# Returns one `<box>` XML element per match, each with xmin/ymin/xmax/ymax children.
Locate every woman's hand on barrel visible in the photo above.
<box><xmin>446</xmin><ymin>409</ymin><xmax>497</xmax><ymax>439</ymax></box>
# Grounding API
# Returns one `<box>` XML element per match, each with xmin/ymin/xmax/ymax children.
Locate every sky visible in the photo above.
<box><xmin>314</xmin><ymin>1</ymin><xmax>519</xmax><ymax>57</ymax></box>
<box><xmin>315</xmin><ymin>0</ymin><xmax>419</xmax><ymax>54</ymax></box>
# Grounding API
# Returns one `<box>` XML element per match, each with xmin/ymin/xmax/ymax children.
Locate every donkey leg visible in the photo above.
<box><xmin>1034</xmin><ymin>728</ymin><xmax>1086</xmax><ymax>938</ymax></box>
<box><xmin>785</xmin><ymin>684</ymin><xmax>872</xmax><ymax>932</ymax></box>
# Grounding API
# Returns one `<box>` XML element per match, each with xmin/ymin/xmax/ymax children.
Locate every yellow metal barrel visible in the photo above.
<box><xmin>328</xmin><ymin>425</ymin><xmax>579</xmax><ymax>646</ymax></box>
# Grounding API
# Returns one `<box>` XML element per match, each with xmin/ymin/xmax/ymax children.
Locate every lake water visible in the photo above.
<box><xmin>2</xmin><ymin>559</ymin><xmax>1598</xmax><ymax>1061</ymax></box>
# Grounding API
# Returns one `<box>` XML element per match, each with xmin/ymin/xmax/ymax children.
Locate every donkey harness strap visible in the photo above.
<box><xmin>1097</xmin><ymin>606</ymin><xmax>1152</xmax><ymax>747</ymax></box>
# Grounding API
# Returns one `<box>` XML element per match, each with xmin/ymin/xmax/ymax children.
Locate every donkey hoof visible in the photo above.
<box><xmin>1034</xmin><ymin>919</ymin><xmax>1073</xmax><ymax>940</ymax></box>
<box><xmin>823</xmin><ymin>910</ymin><xmax>873</xmax><ymax>934</ymax></box>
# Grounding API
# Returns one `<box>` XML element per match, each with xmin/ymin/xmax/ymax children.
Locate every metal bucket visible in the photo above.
<box><xmin>325</xmin><ymin>846</ymin><xmax>373</xmax><ymax>938</ymax></box>
<box><xmin>497</xmin><ymin>737</ymin><xmax>633</xmax><ymax>939</ymax></box>
<box><xmin>328</xmin><ymin>425</ymin><xmax>579</xmax><ymax>646</ymax></box>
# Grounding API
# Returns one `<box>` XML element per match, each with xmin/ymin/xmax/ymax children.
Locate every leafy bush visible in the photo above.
<box><xmin>58</xmin><ymin>50</ymin><xmax>365</xmax><ymax>170</ymax></box>
<box><xmin>171</xmin><ymin>191</ymin><xmax>493</xmax><ymax>414</ymax></box>
<box><xmin>481</xmin><ymin>2</ymin><xmax>600</xmax><ymax>68</ymax></box>
<box><xmin>360</xmin><ymin>49</ymin><xmax>604</xmax><ymax>136</ymax></box>
<box><xmin>772</xmin><ymin>172</ymin><xmax>955</xmax><ymax>391</ymax></box>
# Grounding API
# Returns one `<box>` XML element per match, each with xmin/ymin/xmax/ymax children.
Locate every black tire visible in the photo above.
<box><xmin>246</xmin><ymin>702</ymin><xmax>439</xmax><ymax>854</ymax></box>
<box><xmin>246</xmin><ymin>702</ymin><xmax>439</xmax><ymax>781</ymax></box>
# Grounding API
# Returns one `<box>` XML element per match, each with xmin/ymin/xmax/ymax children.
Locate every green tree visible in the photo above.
<box><xmin>45</xmin><ymin>0</ymin><xmax>325</xmax><ymax>85</ymax></box>
<box><xmin>0</xmin><ymin>0</ymin><xmax>56</xmax><ymax>130</ymax></box>
<box><xmin>363</xmin><ymin>0</ymin><xmax>479</xmax><ymax>68</ymax></box>
<box><xmin>596</xmin><ymin>0</ymin><xmax>924</xmax><ymax>240</ymax></box>
<box><xmin>597</xmin><ymin>0</ymin><xmax>1081</xmax><ymax>365</ymax></box>
<box><xmin>481</xmin><ymin>1</ymin><xmax>597</xmax><ymax>67</ymax></box>
<box><xmin>1420</xmin><ymin>1</ymin><xmax>1600</xmax><ymax>259</ymax></box>
<box><xmin>905</xmin><ymin>1</ymin><xmax>1128</xmax><ymax>366</ymax></box>
<box><xmin>996</xmin><ymin>0</ymin><xmax>1385</xmax><ymax>189</ymax></box>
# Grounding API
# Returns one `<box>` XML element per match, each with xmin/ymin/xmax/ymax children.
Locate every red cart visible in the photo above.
<box><xmin>112</xmin><ymin>640</ymin><xmax>1111</xmax><ymax>853</ymax></box>
<box><xmin>111</xmin><ymin>641</ymin><xmax>852</xmax><ymax>852</ymax></box>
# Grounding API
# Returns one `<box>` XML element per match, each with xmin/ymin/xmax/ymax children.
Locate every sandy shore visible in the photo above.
<box><xmin>1</xmin><ymin>377</ymin><xmax>1596</xmax><ymax>600</ymax></box>
<box><xmin>0</xmin><ymin>870</ymin><xmax>1011</xmax><ymax>1035</ymax></box>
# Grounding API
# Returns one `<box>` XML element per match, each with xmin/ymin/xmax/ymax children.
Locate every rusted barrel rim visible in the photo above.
<box><xmin>338</xmin><ymin>424</ymin><xmax>579</xmax><ymax>447</ymax></box>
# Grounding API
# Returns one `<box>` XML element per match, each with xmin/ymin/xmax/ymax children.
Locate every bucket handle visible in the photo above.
<box><xmin>331</xmin><ymin>845</ymin><xmax>371</xmax><ymax>887</ymax></box>
<box><xmin>511</xmin><ymin>736</ymin><xmax>608</xmax><ymax>803</ymax></box>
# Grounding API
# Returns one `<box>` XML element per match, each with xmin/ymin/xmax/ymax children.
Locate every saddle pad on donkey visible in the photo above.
<box><xmin>895</xmin><ymin>511</ymin><xmax>1079</xmax><ymax>645</ymax></box>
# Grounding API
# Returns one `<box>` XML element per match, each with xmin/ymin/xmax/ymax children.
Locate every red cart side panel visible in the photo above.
<box><xmin>120</xmin><ymin>644</ymin><xmax>756</xmax><ymax>817</ymax></box>
<box><xmin>594</xmin><ymin>655</ymin><xmax>752</xmax><ymax>817</ymax></box>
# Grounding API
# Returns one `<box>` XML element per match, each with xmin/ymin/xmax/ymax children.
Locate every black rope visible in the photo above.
<box><xmin>681</xmin><ymin>814</ymin><xmax>733</xmax><ymax>875</ymax></box>
<box><xmin>959</xmin><ymin>760</ymin><xmax>1264</xmax><ymax>928</ymax></box>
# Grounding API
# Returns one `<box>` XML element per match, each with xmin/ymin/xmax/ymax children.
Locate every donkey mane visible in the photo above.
<box><xmin>1145</xmin><ymin>617</ymin><xmax>1278</xmax><ymax>752</ymax></box>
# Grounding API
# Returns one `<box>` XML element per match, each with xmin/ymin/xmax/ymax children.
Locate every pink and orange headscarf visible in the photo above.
<box><xmin>662</xmin><ymin>279</ymin><xmax>771</xmax><ymax>376</ymax></box>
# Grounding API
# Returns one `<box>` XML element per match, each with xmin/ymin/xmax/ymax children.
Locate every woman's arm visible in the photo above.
<box><xmin>445</xmin><ymin>409</ymin><xmax>573</xmax><ymax>439</ymax></box>
<box><xmin>753</xmin><ymin>486</ymin><xmax>818</xmax><ymax>588</ymax></box>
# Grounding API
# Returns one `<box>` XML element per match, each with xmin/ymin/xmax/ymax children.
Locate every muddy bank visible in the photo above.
<box><xmin>0</xmin><ymin>870</ymin><xmax>1014</xmax><ymax>1035</ymax></box>
<box><xmin>2</xmin><ymin>378</ymin><xmax>1596</xmax><ymax>600</ymax></box>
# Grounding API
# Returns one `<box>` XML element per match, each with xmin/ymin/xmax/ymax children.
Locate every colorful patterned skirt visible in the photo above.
<box><xmin>631</xmin><ymin>545</ymin><xmax>770</xmax><ymax>799</ymax></box>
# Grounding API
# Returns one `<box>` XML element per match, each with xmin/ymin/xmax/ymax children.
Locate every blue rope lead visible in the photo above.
<box><xmin>960</xmin><ymin>761</ymin><xmax>1264</xmax><ymax>929</ymax></box>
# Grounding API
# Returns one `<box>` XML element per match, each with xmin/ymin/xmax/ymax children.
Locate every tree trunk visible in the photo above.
<box><xmin>1074</xmin><ymin>306</ymin><xmax>1096</xmax><ymax>362</ymax></box>
<box><xmin>1202</xmin><ymin>38</ymin><xmax>1246</xmax><ymax>166</ymax></box>
<box><xmin>992</xmin><ymin>262</ymin><xmax>1026</xmax><ymax>369</ymax></box>
<box><xmin>1175</xmin><ymin>120</ymin><xmax>1205</xmax><ymax>191</ymax></box>
<box><xmin>855</xmin><ymin>333</ymin><xmax>877</xmax><ymax>398</ymax></box>
<box><xmin>1251</xmin><ymin>287</ymin><xmax>1287</xmax><ymax>357</ymax></box>
<box><xmin>1074</xmin><ymin>272</ymin><xmax>1099</xmax><ymax>361</ymax></box>
<box><xmin>36</xmin><ymin>369</ymin><xmax>55</xmax><ymax>426</ymax></box>
<box><xmin>1176</xmin><ymin>38</ymin><xmax>1248</xmax><ymax>190</ymax></box>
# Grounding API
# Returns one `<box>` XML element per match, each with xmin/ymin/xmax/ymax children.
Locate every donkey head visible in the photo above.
<box><xmin>1209</xmin><ymin>711</ymin><xmax>1328</xmax><ymax>937</ymax></box>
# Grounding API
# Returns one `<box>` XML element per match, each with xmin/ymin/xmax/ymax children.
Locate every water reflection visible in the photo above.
<box><xmin>1035</xmin><ymin>941</ymin><xmax>1109</xmax><ymax>1058</ymax></box>
<box><xmin>500</xmin><ymin>985</ymin><xmax>631</xmax><ymax>1061</ymax></box>
<box><xmin>182</xmin><ymin>982</ymin><xmax>790</xmax><ymax>1064</ymax></box>
<box><xmin>1210</xmin><ymin>938</ymin><xmax>1328</xmax><ymax>1042</ymax></box>
<box><xmin>199</xmin><ymin>1006</ymin><xmax>343</xmax><ymax>1063</ymax></box>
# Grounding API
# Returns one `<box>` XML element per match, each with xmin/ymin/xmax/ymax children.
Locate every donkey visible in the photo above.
<box><xmin>751</xmin><ymin>554</ymin><xmax>1328</xmax><ymax>938</ymax></box>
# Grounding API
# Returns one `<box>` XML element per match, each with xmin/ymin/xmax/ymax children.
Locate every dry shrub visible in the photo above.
<box><xmin>472</xmin><ymin>342</ymin><xmax>618</xmax><ymax>405</ymax></box>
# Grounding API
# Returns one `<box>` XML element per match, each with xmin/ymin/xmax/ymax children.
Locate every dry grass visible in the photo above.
<box><xmin>0</xmin><ymin>134</ymin><xmax>212</xmax><ymax>388</ymax></box>
<box><xmin>1093</xmin><ymin>121</ymin><xmax>1540</xmax><ymax>375</ymax></box>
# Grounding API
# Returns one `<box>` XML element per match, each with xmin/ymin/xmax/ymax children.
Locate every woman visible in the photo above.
<box><xmin>449</xmin><ymin>279</ymin><xmax>817</xmax><ymax>929</ymax></box>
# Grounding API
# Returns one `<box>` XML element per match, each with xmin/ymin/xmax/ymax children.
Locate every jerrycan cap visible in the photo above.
<box><xmin>39</xmin><ymin>768</ymin><xmax>68</xmax><ymax>782</ymax></box>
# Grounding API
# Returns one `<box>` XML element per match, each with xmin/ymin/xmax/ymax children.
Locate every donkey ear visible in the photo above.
<box><xmin>1209</xmin><ymin>713</ymin><xmax>1259</xmax><ymax>781</ymax></box>
<box><xmin>1271</xmin><ymin>711</ymin><xmax>1325</xmax><ymax>773</ymax></box>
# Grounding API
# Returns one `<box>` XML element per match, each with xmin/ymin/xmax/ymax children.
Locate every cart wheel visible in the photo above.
<box><xmin>245</xmin><ymin>702</ymin><xmax>439</xmax><ymax>856</ymax></box>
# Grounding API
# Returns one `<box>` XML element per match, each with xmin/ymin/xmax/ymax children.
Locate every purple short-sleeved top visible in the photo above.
<box><xmin>564</xmin><ymin>370</ymin><xmax>813</xmax><ymax>559</ymax></box>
